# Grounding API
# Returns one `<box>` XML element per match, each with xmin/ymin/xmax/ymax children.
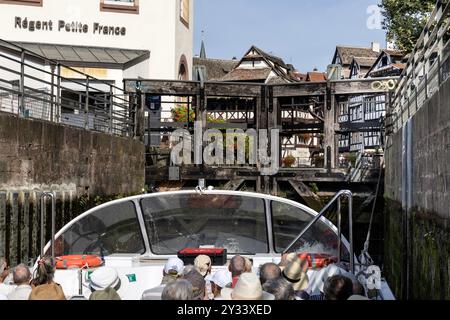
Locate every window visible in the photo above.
<box><xmin>49</xmin><ymin>201</ymin><xmax>145</xmax><ymax>257</ymax></box>
<box><xmin>271</xmin><ymin>201</ymin><xmax>348</xmax><ymax>261</ymax></box>
<box><xmin>180</xmin><ymin>0</ymin><xmax>190</xmax><ymax>28</ymax></box>
<box><xmin>0</xmin><ymin>0</ymin><xmax>42</xmax><ymax>6</ymax></box>
<box><xmin>100</xmin><ymin>0</ymin><xmax>139</xmax><ymax>14</ymax></box>
<box><xmin>141</xmin><ymin>194</ymin><xmax>268</xmax><ymax>255</ymax></box>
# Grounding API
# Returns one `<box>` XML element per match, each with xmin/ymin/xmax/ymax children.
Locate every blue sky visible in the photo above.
<box><xmin>194</xmin><ymin>0</ymin><xmax>387</xmax><ymax>72</ymax></box>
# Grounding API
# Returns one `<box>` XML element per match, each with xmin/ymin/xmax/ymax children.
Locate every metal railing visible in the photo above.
<box><xmin>0</xmin><ymin>39</ymin><xmax>136</xmax><ymax>137</ymax></box>
<box><xmin>388</xmin><ymin>0</ymin><xmax>450</xmax><ymax>135</ymax></box>
<box><xmin>284</xmin><ymin>190</ymin><xmax>354</xmax><ymax>274</ymax></box>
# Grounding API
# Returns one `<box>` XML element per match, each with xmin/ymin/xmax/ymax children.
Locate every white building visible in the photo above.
<box><xmin>0</xmin><ymin>0</ymin><xmax>193</xmax><ymax>82</ymax></box>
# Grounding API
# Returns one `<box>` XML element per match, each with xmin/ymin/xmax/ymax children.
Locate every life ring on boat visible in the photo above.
<box><xmin>298</xmin><ymin>253</ymin><xmax>338</xmax><ymax>269</ymax></box>
<box><xmin>55</xmin><ymin>255</ymin><xmax>103</xmax><ymax>269</ymax></box>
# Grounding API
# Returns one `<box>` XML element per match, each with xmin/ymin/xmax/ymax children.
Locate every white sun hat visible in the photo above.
<box><xmin>221</xmin><ymin>273</ymin><xmax>275</xmax><ymax>300</ymax></box>
<box><xmin>89</xmin><ymin>267</ymin><xmax>121</xmax><ymax>291</ymax></box>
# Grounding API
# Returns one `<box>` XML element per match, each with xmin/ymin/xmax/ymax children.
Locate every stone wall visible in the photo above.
<box><xmin>0</xmin><ymin>111</ymin><xmax>145</xmax><ymax>195</ymax></box>
<box><xmin>384</xmin><ymin>77</ymin><xmax>450</xmax><ymax>299</ymax></box>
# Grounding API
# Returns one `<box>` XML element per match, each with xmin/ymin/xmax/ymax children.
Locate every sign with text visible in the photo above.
<box><xmin>14</xmin><ymin>17</ymin><xmax>127</xmax><ymax>36</ymax></box>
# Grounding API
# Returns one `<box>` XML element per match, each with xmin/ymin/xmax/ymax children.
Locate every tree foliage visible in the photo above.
<box><xmin>379</xmin><ymin>0</ymin><xmax>436</xmax><ymax>52</ymax></box>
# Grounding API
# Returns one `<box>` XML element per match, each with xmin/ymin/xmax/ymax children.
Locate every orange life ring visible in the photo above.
<box><xmin>55</xmin><ymin>255</ymin><xmax>103</xmax><ymax>269</ymax></box>
<box><xmin>298</xmin><ymin>253</ymin><xmax>338</xmax><ymax>269</ymax></box>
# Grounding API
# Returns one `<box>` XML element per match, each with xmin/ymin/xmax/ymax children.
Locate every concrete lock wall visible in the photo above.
<box><xmin>384</xmin><ymin>77</ymin><xmax>450</xmax><ymax>299</ymax></box>
<box><xmin>0</xmin><ymin>111</ymin><xmax>145</xmax><ymax>265</ymax></box>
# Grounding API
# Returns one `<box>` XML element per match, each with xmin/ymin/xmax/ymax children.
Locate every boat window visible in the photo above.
<box><xmin>49</xmin><ymin>201</ymin><xmax>145</xmax><ymax>257</ymax></box>
<box><xmin>140</xmin><ymin>194</ymin><xmax>268</xmax><ymax>255</ymax></box>
<box><xmin>271</xmin><ymin>201</ymin><xmax>346</xmax><ymax>259</ymax></box>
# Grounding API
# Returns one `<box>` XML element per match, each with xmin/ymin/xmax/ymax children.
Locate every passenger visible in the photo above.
<box><xmin>29</xmin><ymin>256</ymin><xmax>66</xmax><ymax>300</ymax></box>
<box><xmin>308</xmin><ymin>263</ymin><xmax>352</xmax><ymax>299</ymax></box>
<box><xmin>278</xmin><ymin>252</ymin><xmax>297</xmax><ymax>271</ymax></box>
<box><xmin>90</xmin><ymin>287</ymin><xmax>121</xmax><ymax>300</ymax></box>
<box><xmin>281</xmin><ymin>256</ymin><xmax>309</xmax><ymax>294</ymax></box>
<box><xmin>29</xmin><ymin>283</ymin><xmax>66</xmax><ymax>300</ymax></box>
<box><xmin>323</xmin><ymin>275</ymin><xmax>353</xmax><ymax>300</ymax></box>
<box><xmin>141</xmin><ymin>257</ymin><xmax>184</xmax><ymax>300</ymax></box>
<box><xmin>0</xmin><ymin>257</ymin><xmax>15</xmax><ymax>297</ymax></box>
<box><xmin>182</xmin><ymin>268</ymin><xmax>206</xmax><ymax>300</ymax></box>
<box><xmin>8</xmin><ymin>264</ymin><xmax>32</xmax><ymax>300</ymax></box>
<box><xmin>88</xmin><ymin>267</ymin><xmax>121</xmax><ymax>300</ymax></box>
<box><xmin>228</xmin><ymin>255</ymin><xmax>246</xmax><ymax>288</ymax></box>
<box><xmin>161</xmin><ymin>280</ymin><xmax>194</xmax><ymax>300</ymax></box>
<box><xmin>352</xmin><ymin>279</ymin><xmax>367</xmax><ymax>297</ymax></box>
<box><xmin>30</xmin><ymin>256</ymin><xmax>56</xmax><ymax>287</ymax></box>
<box><xmin>243</xmin><ymin>257</ymin><xmax>253</xmax><ymax>273</ymax></box>
<box><xmin>221</xmin><ymin>273</ymin><xmax>275</xmax><ymax>300</ymax></box>
<box><xmin>262</xmin><ymin>278</ymin><xmax>295</xmax><ymax>300</ymax></box>
<box><xmin>209</xmin><ymin>269</ymin><xmax>232</xmax><ymax>300</ymax></box>
<box><xmin>194</xmin><ymin>255</ymin><xmax>212</xmax><ymax>278</ymax></box>
<box><xmin>259</xmin><ymin>263</ymin><xmax>281</xmax><ymax>285</ymax></box>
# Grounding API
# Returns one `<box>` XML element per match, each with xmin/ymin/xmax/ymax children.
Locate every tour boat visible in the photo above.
<box><xmin>37</xmin><ymin>187</ymin><xmax>395</xmax><ymax>300</ymax></box>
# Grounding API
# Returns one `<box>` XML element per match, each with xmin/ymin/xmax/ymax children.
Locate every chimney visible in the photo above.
<box><xmin>371</xmin><ymin>42</ymin><xmax>380</xmax><ymax>53</ymax></box>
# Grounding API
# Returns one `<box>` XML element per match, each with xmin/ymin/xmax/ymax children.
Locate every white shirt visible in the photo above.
<box><xmin>8</xmin><ymin>284</ymin><xmax>32</xmax><ymax>300</ymax></box>
<box><xmin>0</xmin><ymin>283</ymin><xmax>16</xmax><ymax>296</ymax></box>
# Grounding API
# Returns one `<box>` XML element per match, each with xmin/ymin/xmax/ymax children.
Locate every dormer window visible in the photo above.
<box><xmin>100</xmin><ymin>0</ymin><xmax>139</xmax><ymax>14</ymax></box>
<box><xmin>381</xmin><ymin>56</ymin><xmax>389</xmax><ymax>66</ymax></box>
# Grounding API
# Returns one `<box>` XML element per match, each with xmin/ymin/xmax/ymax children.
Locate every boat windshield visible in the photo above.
<box><xmin>48</xmin><ymin>201</ymin><xmax>145</xmax><ymax>257</ymax></box>
<box><xmin>140</xmin><ymin>194</ymin><xmax>268</xmax><ymax>255</ymax></box>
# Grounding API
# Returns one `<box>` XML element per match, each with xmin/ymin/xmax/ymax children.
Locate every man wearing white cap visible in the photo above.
<box><xmin>141</xmin><ymin>257</ymin><xmax>184</xmax><ymax>300</ymax></box>
<box><xmin>207</xmin><ymin>269</ymin><xmax>232</xmax><ymax>300</ymax></box>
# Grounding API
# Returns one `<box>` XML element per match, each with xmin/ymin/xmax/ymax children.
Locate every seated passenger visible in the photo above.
<box><xmin>90</xmin><ymin>287</ymin><xmax>121</xmax><ymax>300</ymax></box>
<box><xmin>182</xmin><ymin>268</ymin><xmax>206</xmax><ymax>300</ymax></box>
<box><xmin>278</xmin><ymin>253</ymin><xmax>298</xmax><ymax>271</ymax></box>
<box><xmin>221</xmin><ymin>273</ymin><xmax>275</xmax><ymax>300</ymax></box>
<box><xmin>0</xmin><ymin>257</ymin><xmax>15</xmax><ymax>297</ymax></box>
<box><xmin>29</xmin><ymin>256</ymin><xmax>66</xmax><ymax>300</ymax></box>
<box><xmin>208</xmin><ymin>269</ymin><xmax>232</xmax><ymax>300</ymax></box>
<box><xmin>323</xmin><ymin>275</ymin><xmax>353</xmax><ymax>300</ymax></box>
<box><xmin>88</xmin><ymin>267</ymin><xmax>121</xmax><ymax>300</ymax></box>
<box><xmin>259</xmin><ymin>263</ymin><xmax>281</xmax><ymax>285</ymax></box>
<box><xmin>281</xmin><ymin>256</ymin><xmax>309</xmax><ymax>293</ymax></box>
<box><xmin>262</xmin><ymin>278</ymin><xmax>295</xmax><ymax>300</ymax></box>
<box><xmin>141</xmin><ymin>257</ymin><xmax>184</xmax><ymax>300</ymax></box>
<box><xmin>161</xmin><ymin>280</ymin><xmax>194</xmax><ymax>300</ymax></box>
<box><xmin>8</xmin><ymin>264</ymin><xmax>32</xmax><ymax>300</ymax></box>
<box><xmin>228</xmin><ymin>255</ymin><xmax>246</xmax><ymax>288</ymax></box>
<box><xmin>194</xmin><ymin>255</ymin><xmax>212</xmax><ymax>278</ymax></box>
<box><xmin>243</xmin><ymin>257</ymin><xmax>253</xmax><ymax>273</ymax></box>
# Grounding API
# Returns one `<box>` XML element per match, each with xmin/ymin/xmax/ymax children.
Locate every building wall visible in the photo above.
<box><xmin>0</xmin><ymin>0</ymin><xmax>193</xmax><ymax>80</ymax></box>
<box><xmin>384</xmin><ymin>77</ymin><xmax>450</xmax><ymax>299</ymax></box>
<box><xmin>0</xmin><ymin>111</ymin><xmax>145</xmax><ymax>196</ymax></box>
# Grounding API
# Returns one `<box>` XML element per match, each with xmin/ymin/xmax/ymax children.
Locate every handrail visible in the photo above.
<box><xmin>283</xmin><ymin>189</ymin><xmax>354</xmax><ymax>274</ymax></box>
<box><xmin>40</xmin><ymin>192</ymin><xmax>56</xmax><ymax>259</ymax></box>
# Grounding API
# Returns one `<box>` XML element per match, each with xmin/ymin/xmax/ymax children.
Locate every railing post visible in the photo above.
<box><xmin>19</xmin><ymin>49</ymin><xmax>25</xmax><ymax>117</ymax></box>
<box><xmin>50</xmin><ymin>64</ymin><xmax>55</xmax><ymax>122</ymax></box>
<box><xmin>109</xmin><ymin>86</ymin><xmax>113</xmax><ymax>134</ymax></box>
<box><xmin>56</xmin><ymin>63</ymin><xmax>61</xmax><ymax>123</ymax></box>
<box><xmin>85</xmin><ymin>76</ymin><xmax>90</xmax><ymax>130</ymax></box>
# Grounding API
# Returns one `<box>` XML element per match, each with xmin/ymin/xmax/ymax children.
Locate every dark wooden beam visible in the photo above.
<box><xmin>272</xmin><ymin>82</ymin><xmax>327</xmax><ymax>97</ymax></box>
<box><xmin>124</xmin><ymin>79</ymin><xmax>200</xmax><ymax>95</ymax></box>
<box><xmin>204</xmin><ymin>82</ymin><xmax>262</xmax><ymax>97</ymax></box>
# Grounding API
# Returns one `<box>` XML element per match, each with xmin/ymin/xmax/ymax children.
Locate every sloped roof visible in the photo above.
<box><xmin>193</xmin><ymin>57</ymin><xmax>239</xmax><ymax>81</ymax></box>
<box><xmin>306</xmin><ymin>72</ymin><xmax>327</xmax><ymax>82</ymax></box>
<box><xmin>221</xmin><ymin>68</ymin><xmax>272</xmax><ymax>82</ymax></box>
<box><xmin>353</xmin><ymin>56</ymin><xmax>379</xmax><ymax>68</ymax></box>
<box><xmin>11</xmin><ymin>42</ymin><xmax>149</xmax><ymax>69</ymax></box>
<box><xmin>335</xmin><ymin>46</ymin><xmax>380</xmax><ymax>65</ymax></box>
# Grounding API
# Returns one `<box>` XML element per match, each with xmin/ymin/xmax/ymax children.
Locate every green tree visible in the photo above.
<box><xmin>379</xmin><ymin>0</ymin><xmax>436</xmax><ymax>52</ymax></box>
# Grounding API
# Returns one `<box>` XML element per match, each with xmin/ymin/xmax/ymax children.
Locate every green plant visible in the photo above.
<box><xmin>309</xmin><ymin>183</ymin><xmax>319</xmax><ymax>194</ymax></box>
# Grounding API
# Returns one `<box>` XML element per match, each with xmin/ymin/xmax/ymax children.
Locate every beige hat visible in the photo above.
<box><xmin>279</xmin><ymin>253</ymin><xmax>298</xmax><ymax>271</ymax></box>
<box><xmin>194</xmin><ymin>255</ymin><xmax>211</xmax><ymax>277</ymax></box>
<box><xmin>89</xmin><ymin>287</ymin><xmax>121</xmax><ymax>300</ymax></box>
<box><xmin>282</xmin><ymin>257</ymin><xmax>309</xmax><ymax>291</ymax></box>
<box><xmin>348</xmin><ymin>294</ymin><xmax>370</xmax><ymax>300</ymax></box>
<box><xmin>29</xmin><ymin>283</ymin><xmax>66</xmax><ymax>300</ymax></box>
<box><xmin>221</xmin><ymin>273</ymin><xmax>275</xmax><ymax>300</ymax></box>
